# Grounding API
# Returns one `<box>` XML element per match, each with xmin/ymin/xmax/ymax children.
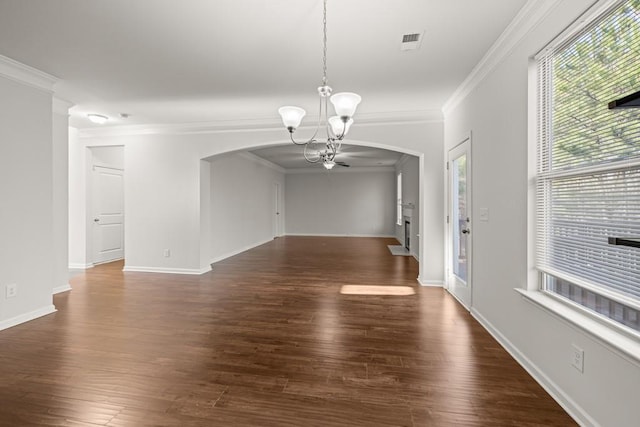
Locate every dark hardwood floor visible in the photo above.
<box><xmin>0</xmin><ymin>237</ymin><xmax>575</xmax><ymax>426</ymax></box>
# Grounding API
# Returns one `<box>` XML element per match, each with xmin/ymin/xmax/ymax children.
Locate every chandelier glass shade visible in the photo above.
<box><xmin>277</xmin><ymin>0</ymin><xmax>361</xmax><ymax>169</ymax></box>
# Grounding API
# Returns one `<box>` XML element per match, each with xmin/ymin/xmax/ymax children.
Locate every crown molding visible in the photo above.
<box><xmin>236</xmin><ymin>151</ymin><xmax>286</xmax><ymax>174</ymax></box>
<box><xmin>286</xmin><ymin>166</ymin><xmax>395</xmax><ymax>175</ymax></box>
<box><xmin>52</xmin><ymin>97</ymin><xmax>75</xmax><ymax>115</ymax></box>
<box><xmin>535</xmin><ymin>0</ymin><xmax>620</xmax><ymax>57</ymax></box>
<box><xmin>77</xmin><ymin>118</ymin><xmax>282</xmax><ymax>139</ymax></box>
<box><xmin>76</xmin><ymin>109</ymin><xmax>442</xmax><ymax>139</ymax></box>
<box><xmin>442</xmin><ymin>0</ymin><xmax>559</xmax><ymax>117</ymax></box>
<box><xmin>0</xmin><ymin>54</ymin><xmax>58</xmax><ymax>93</ymax></box>
<box><xmin>356</xmin><ymin>109</ymin><xmax>443</xmax><ymax>124</ymax></box>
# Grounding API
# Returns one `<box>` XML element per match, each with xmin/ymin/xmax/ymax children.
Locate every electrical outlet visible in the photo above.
<box><xmin>571</xmin><ymin>344</ymin><xmax>584</xmax><ymax>373</ymax></box>
<box><xmin>164</xmin><ymin>249</ymin><xmax>171</xmax><ymax>258</ymax></box>
<box><xmin>5</xmin><ymin>283</ymin><xmax>17</xmax><ymax>299</ymax></box>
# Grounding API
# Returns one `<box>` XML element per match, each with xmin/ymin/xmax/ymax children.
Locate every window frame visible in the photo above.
<box><xmin>524</xmin><ymin>0</ymin><xmax>640</xmax><ymax>362</ymax></box>
<box><xmin>396</xmin><ymin>172</ymin><xmax>403</xmax><ymax>226</ymax></box>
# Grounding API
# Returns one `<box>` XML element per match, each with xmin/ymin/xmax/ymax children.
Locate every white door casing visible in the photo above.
<box><xmin>273</xmin><ymin>182</ymin><xmax>281</xmax><ymax>238</ymax></box>
<box><xmin>92</xmin><ymin>166</ymin><xmax>124</xmax><ymax>264</ymax></box>
<box><xmin>447</xmin><ymin>135</ymin><xmax>472</xmax><ymax>309</ymax></box>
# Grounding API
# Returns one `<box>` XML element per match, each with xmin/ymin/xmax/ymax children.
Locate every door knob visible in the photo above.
<box><xmin>94</xmin><ymin>218</ymin><xmax>100</xmax><ymax>222</ymax></box>
<box><xmin>461</xmin><ymin>229</ymin><xmax>470</xmax><ymax>234</ymax></box>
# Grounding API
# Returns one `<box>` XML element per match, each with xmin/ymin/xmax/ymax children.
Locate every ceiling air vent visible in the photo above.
<box><xmin>400</xmin><ymin>31</ymin><xmax>424</xmax><ymax>51</ymax></box>
<box><xmin>402</xmin><ymin>33</ymin><xmax>420</xmax><ymax>43</ymax></box>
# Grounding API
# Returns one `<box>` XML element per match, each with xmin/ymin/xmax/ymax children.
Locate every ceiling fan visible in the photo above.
<box><xmin>302</xmin><ymin>142</ymin><xmax>351</xmax><ymax>170</ymax></box>
<box><xmin>317</xmin><ymin>150</ymin><xmax>350</xmax><ymax>169</ymax></box>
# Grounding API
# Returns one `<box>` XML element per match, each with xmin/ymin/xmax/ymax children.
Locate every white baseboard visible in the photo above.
<box><xmin>93</xmin><ymin>258</ymin><xmax>124</xmax><ymax>266</ymax></box>
<box><xmin>68</xmin><ymin>262</ymin><xmax>93</xmax><ymax>269</ymax></box>
<box><xmin>52</xmin><ymin>284</ymin><xmax>72</xmax><ymax>295</ymax></box>
<box><xmin>210</xmin><ymin>238</ymin><xmax>273</xmax><ymax>264</ymax></box>
<box><xmin>0</xmin><ymin>305</ymin><xmax>57</xmax><ymax>332</ymax></box>
<box><xmin>417</xmin><ymin>277</ymin><xmax>443</xmax><ymax>287</ymax></box>
<box><xmin>285</xmin><ymin>233</ymin><xmax>397</xmax><ymax>238</ymax></box>
<box><xmin>445</xmin><ymin>287</ymin><xmax>470</xmax><ymax>310</ymax></box>
<box><xmin>122</xmin><ymin>265</ymin><xmax>211</xmax><ymax>275</ymax></box>
<box><xmin>470</xmin><ymin>308</ymin><xmax>597</xmax><ymax>427</ymax></box>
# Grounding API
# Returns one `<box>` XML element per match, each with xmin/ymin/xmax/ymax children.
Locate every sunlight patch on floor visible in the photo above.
<box><xmin>340</xmin><ymin>285</ymin><xmax>416</xmax><ymax>296</ymax></box>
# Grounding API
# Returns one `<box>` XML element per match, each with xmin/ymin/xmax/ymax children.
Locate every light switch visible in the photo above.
<box><xmin>479</xmin><ymin>208</ymin><xmax>489</xmax><ymax>222</ymax></box>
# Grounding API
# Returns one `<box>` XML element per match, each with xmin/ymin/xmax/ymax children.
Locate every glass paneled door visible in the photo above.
<box><xmin>448</xmin><ymin>137</ymin><xmax>472</xmax><ymax>308</ymax></box>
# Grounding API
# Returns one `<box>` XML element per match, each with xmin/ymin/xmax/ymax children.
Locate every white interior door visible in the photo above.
<box><xmin>92</xmin><ymin>166</ymin><xmax>124</xmax><ymax>264</ymax></box>
<box><xmin>273</xmin><ymin>182</ymin><xmax>281</xmax><ymax>238</ymax></box>
<box><xmin>447</xmin><ymin>137</ymin><xmax>472</xmax><ymax>308</ymax></box>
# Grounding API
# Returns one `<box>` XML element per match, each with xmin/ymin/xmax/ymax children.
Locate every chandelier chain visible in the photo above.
<box><xmin>322</xmin><ymin>0</ymin><xmax>328</xmax><ymax>87</ymax></box>
<box><xmin>278</xmin><ymin>0</ymin><xmax>360</xmax><ymax>169</ymax></box>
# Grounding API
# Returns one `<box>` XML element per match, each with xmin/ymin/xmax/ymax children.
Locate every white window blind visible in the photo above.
<box><xmin>536</xmin><ymin>0</ymin><xmax>640</xmax><ymax>332</ymax></box>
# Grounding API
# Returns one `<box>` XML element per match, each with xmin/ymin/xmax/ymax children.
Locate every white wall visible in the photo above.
<box><xmin>0</xmin><ymin>73</ymin><xmax>56</xmax><ymax>329</ymax></box>
<box><xmin>208</xmin><ymin>152</ymin><xmax>285</xmax><ymax>263</ymax></box>
<box><xmin>285</xmin><ymin>169</ymin><xmax>395</xmax><ymax>237</ymax></box>
<box><xmin>123</xmin><ymin>135</ymin><xmax>203</xmax><ymax>273</ymax></box>
<box><xmin>199</xmin><ymin>160</ymin><xmax>211</xmax><ymax>270</ymax></box>
<box><xmin>78</xmin><ymin>119</ymin><xmax>444</xmax><ymax>282</ymax></box>
<box><xmin>52</xmin><ymin>99</ymin><xmax>72</xmax><ymax>294</ymax></box>
<box><xmin>68</xmin><ymin>127</ymin><xmax>88</xmax><ymax>268</ymax></box>
<box><xmin>68</xmin><ymin>144</ymin><xmax>124</xmax><ymax>268</ymax></box>
<box><xmin>443</xmin><ymin>1</ymin><xmax>640</xmax><ymax>425</ymax></box>
<box><xmin>91</xmin><ymin>145</ymin><xmax>124</xmax><ymax>170</ymax></box>
<box><xmin>395</xmin><ymin>155</ymin><xmax>420</xmax><ymax>258</ymax></box>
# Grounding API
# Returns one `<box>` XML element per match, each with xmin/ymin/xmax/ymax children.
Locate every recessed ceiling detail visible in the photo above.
<box><xmin>250</xmin><ymin>143</ymin><xmax>405</xmax><ymax>170</ymax></box>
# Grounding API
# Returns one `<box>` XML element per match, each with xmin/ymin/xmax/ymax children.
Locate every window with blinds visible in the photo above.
<box><xmin>536</xmin><ymin>0</ymin><xmax>640</xmax><ymax>333</ymax></box>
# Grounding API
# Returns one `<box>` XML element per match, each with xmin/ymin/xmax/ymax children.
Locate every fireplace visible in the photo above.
<box><xmin>404</xmin><ymin>220</ymin><xmax>410</xmax><ymax>250</ymax></box>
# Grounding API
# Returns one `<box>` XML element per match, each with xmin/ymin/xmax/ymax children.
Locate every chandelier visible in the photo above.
<box><xmin>277</xmin><ymin>0</ymin><xmax>361</xmax><ymax>170</ymax></box>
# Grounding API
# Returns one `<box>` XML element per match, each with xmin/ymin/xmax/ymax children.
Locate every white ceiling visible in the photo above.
<box><xmin>0</xmin><ymin>0</ymin><xmax>527</xmax><ymax>129</ymax></box>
